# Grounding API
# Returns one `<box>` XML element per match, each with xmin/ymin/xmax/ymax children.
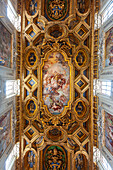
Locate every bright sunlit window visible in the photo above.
<box><xmin>5</xmin><ymin>142</ymin><xmax>19</xmax><ymax>170</ymax></box>
<box><xmin>102</xmin><ymin>1</ymin><xmax>113</xmax><ymax>23</ymax></box>
<box><xmin>101</xmin><ymin>81</ymin><xmax>111</xmax><ymax>96</ymax></box>
<box><xmin>100</xmin><ymin>153</ymin><xmax>112</xmax><ymax>170</ymax></box>
<box><xmin>6</xmin><ymin>80</ymin><xmax>15</xmax><ymax>97</ymax></box>
<box><xmin>7</xmin><ymin>0</ymin><xmax>21</xmax><ymax>31</ymax></box>
<box><xmin>7</xmin><ymin>0</ymin><xmax>17</xmax><ymax>24</ymax></box>
<box><xmin>93</xmin><ymin>147</ymin><xmax>112</xmax><ymax>170</ymax></box>
<box><xmin>5</xmin><ymin>80</ymin><xmax>20</xmax><ymax>97</ymax></box>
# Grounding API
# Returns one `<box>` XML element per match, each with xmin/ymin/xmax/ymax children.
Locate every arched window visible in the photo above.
<box><xmin>102</xmin><ymin>1</ymin><xmax>113</xmax><ymax>23</ymax></box>
<box><xmin>5</xmin><ymin>80</ymin><xmax>20</xmax><ymax>98</ymax></box>
<box><xmin>7</xmin><ymin>0</ymin><xmax>21</xmax><ymax>31</ymax></box>
<box><xmin>5</xmin><ymin>142</ymin><xmax>19</xmax><ymax>170</ymax></box>
<box><xmin>101</xmin><ymin>81</ymin><xmax>111</xmax><ymax>96</ymax></box>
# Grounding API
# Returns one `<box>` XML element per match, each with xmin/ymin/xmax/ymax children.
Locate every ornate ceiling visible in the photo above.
<box><xmin>19</xmin><ymin>0</ymin><xmax>94</xmax><ymax>169</ymax></box>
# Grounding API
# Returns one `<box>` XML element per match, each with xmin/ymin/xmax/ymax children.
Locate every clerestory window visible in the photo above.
<box><xmin>7</xmin><ymin>0</ymin><xmax>21</xmax><ymax>31</ymax></box>
<box><xmin>101</xmin><ymin>81</ymin><xmax>111</xmax><ymax>96</ymax></box>
<box><xmin>5</xmin><ymin>80</ymin><xmax>20</xmax><ymax>98</ymax></box>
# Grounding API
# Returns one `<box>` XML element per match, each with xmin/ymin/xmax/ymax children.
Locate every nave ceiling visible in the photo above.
<box><xmin>18</xmin><ymin>0</ymin><xmax>96</xmax><ymax>169</ymax></box>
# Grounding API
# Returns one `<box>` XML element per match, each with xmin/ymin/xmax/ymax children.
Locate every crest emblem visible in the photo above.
<box><xmin>46</xmin><ymin>0</ymin><xmax>68</xmax><ymax>20</ymax></box>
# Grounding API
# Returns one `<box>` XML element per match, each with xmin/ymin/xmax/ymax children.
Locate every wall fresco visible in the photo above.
<box><xmin>105</xmin><ymin>112</ymin><xmax>113</xmax><ymax>154</ymax></box>
<box><xmin>0</xmin><ymin>110</ymin><xmax>11</xmax><ymax>158</ymax></box>
<box><xmin>0</xmin><ymin>22</ymin><xmax>11</xmax><ymax>67</ymax></box>
<box><xmin>42</xmin><ymin>52</ymin><xmax>70</xmax><ymax>115</ymax></box>
<box><xmin>105</xmin><ymin>27</ymin><xmax>113</xmax><ymax>67</ymax></box>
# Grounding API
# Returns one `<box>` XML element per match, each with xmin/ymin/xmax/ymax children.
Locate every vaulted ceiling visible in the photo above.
<box><xmin>18</xmin><ymin>0</ymin><xmax>97</xmax><ymax>169</ymax></box>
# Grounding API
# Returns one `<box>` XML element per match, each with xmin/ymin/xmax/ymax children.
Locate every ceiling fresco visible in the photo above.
<box><xmin>20</xmin><ymin>0</ymin><xmax>94</xmax><ymax>169</ymax></box>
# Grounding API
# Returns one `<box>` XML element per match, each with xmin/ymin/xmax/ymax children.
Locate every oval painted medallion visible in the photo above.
<box><xmin>42</xmin><ymin>52</ymin><xmax>70</xmax><ymax>115</ymax></box>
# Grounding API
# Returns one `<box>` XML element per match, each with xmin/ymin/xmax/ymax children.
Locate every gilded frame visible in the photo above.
<box><xmin>40</xmin><ymin>49</ymin><xmax>74</xmax><ymax>118</ymax></box>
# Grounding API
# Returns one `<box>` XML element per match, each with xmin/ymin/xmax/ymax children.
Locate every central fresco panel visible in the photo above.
<box><xmin>42</xmin><ymin>51</ymin><xmax>70</xmax><ymax>115</ymax></box>
<box><xmin>21</xmin><ymin>0</ymin><xmax>94</xmax><ymax>169</ymax></box>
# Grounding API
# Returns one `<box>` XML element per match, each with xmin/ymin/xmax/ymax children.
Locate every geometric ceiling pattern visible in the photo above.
<box><xmin>20</xmin><ymin>0</ymin><xmax>94</xmax><ymax>169</ymax></box>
